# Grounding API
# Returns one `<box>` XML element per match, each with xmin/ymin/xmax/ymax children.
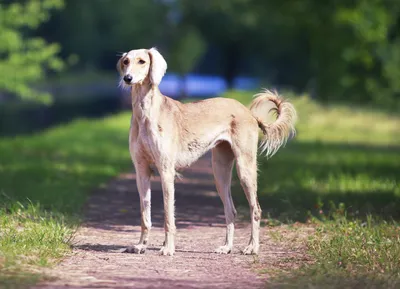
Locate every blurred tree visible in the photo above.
<box><xmin>0</xmin><ymin>0</ymin><xmax>64</xmax><ymax>103</ymax></box>
<box><xmin>40</xmin><ymin>0</ymin><xmax>170</xmax><ymax>71</ymax></box>
<box><xmin>179</xmin><ymin>0</ymin><xmax>259</xmax><ymax>88</ymax></box>
<box><xmin>265</xmin><ymin>0</ymin><xmax>400</xmax><ymax>105</ymax></box>
<box><xmin>19</xmin><ymin>0</ymin><xmax>400</xmax><ymax>107</ymax></box>
<box><xmin>333</xmin><ymin>0</ymin><xmax>400</xmax><ymax>105</ymax></box>
<box><xmin>179</xmin><ymin>0</ymin><xmax>400</xmax><ymax>106</ymax></box>
<box><xmin>168</xmin><ymin>24</ymin><xmax>206</xmax><ymax>98</ymax></box>
<box><xmin>179</xmin><ymin>0</ymin><xmax>314</xmax><ymax>90</ymax></box>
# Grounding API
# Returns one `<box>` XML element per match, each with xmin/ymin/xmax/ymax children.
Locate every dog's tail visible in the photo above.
<box><xmin>250</xmin><ymin>89</ymin><xmax>297</xmax><ymax>158</ymax></box>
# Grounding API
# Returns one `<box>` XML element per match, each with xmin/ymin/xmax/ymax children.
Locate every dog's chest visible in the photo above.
<box><xmin>137</xmin><ymin>120</ymin><xmax>164</xmax><ymax>160</ymax></box>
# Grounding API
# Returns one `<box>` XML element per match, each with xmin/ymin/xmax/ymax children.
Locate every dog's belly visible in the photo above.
<box><xmin>175</xmin><ymin>132</ymin><xmax>231</xmax><ymax>169</ymax></box>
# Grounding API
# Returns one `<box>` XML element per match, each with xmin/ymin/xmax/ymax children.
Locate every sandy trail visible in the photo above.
<box><xmin>33</xmin><ymin>155</ymin><xmax>295</xmax><ymax>289</ymax></box>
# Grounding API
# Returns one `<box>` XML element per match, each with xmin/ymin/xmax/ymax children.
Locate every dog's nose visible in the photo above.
<box><xmin>123</xmin><ymin>74</ymin><xmax>133</xmax><ymax>83</ymax></box>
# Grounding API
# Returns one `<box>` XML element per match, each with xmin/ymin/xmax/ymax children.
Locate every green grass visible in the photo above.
<box><xmin>0</xmin><ymin>112</ymin><xmax>132</xmax><ymax>287</ymax></box>
<box><xmin>265</xmin><ymin>218</ymin><xmax>400</xmax><ymax>289</ymax></box>
<box><xmin>223</xmin><ymin>90</ymin><xmax>400</xmax><ymax>288</ymax></box>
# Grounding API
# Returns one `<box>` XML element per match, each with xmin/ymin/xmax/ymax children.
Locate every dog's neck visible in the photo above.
<box><xmin>131</xmin><ymin>80</ymin><xmax>163</xmax><ymax>122</ymax></box>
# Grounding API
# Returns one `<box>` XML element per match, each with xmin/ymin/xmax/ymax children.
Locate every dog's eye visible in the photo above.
<box><xmin>123</xmin><ymin>58</ymin><xmax>130</xmax><ymax>66</ymax></box>
<box><xmin>138</xmin><ymin>59</ymin><xmax>146</xmax><ymax>64</ymax></box>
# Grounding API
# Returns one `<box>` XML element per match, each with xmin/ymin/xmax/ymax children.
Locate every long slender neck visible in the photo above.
<box><xmin>131</xmin><ymin>82</ymin><xmax>163</xmax><ymax>121</ymax></box>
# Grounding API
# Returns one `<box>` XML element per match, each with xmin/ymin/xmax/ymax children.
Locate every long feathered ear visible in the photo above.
<box><xmin>148</xmin><ymin>48</ymin><xmax>167</xmax><ymax>86</ymax></box>
<box><xmin>116</xmin><ymin>52</ymin><xmax>127</xmax><ymax>76</ymax></box>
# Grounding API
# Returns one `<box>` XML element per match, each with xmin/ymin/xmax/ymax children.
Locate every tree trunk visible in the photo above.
<box><xmin>177</xmin><ymin>74</ymin><xmax>188</xmax><ymax>100</ymax></box>
<box><xmin>222</xmin><ymin>44</ymin><xmax>240</xmax><ymax>89</ymax></box>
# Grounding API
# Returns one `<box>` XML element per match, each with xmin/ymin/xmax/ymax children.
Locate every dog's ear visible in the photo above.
<box><xmin>116</xmin><ymin>52</ymin><xmax>127</xmax><ymax>75</ymax></box>
<box><xmin>148</xmin><ymin>48</ymin><xmax>167</xmax><ymax>86</ymax></box>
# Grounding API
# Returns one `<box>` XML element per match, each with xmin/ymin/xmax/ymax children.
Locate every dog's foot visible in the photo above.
<box><xmin>159</xmin><ymin>245</ymin><xmax>175</xmax><ymax>256</ymax></box>
<box><xmin>214</xmin><ymin>245</ymin><xmax>232</xmax><ymax>254</ymax></box>
<box><xmin>123</xmin><ymin>244</ymin><xmax>147</xmax><ymax>254</ymax></box>
<box><xmin>242</xmin><ymin>243</ymin><xmax>259</xmax><ymax>255</ymax></box>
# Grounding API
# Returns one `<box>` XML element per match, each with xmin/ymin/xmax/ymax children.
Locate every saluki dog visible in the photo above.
<box><xmin>117</xmin><ymin>48</ymin><xmax>297</xmax><ymax>256</ymax></box>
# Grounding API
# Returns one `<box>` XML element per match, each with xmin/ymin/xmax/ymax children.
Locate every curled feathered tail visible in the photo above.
<box><xmin>250</xmin><ymin>89</ymin><xmax>297</xmax><ymax>158</ymax></box>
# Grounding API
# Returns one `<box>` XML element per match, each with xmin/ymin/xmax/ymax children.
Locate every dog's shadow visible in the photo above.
<box><xmin>73</xmin><ymin>243</ymin><xmax>219</xmax><ymax>255</ymax></box>
<box><xmin>85</xmin><ymin>155</ymin><xmax>227</xmax><ymax>231</ymax></box>
<box><xmin>73</xmin><ymin>243</ymin><xmax>127</xmax><ymax>253</ymax></box>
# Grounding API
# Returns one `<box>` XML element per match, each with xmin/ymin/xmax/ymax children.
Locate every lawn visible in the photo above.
<box><xmin>0</xmin><ymin>112</ymin><xmax>132</xmax><ymax>287</ymax></box>
<box><xmin>224</xmin><ymin>90</ymin><xmax>400</xmax><ymax>288</ymax></box>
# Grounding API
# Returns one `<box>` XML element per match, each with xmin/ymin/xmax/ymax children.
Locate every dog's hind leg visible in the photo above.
<box><xmin>235</xmin><ymin>147</ymin><xmax>261</xmax><ymax>255</ymax></box>
<box><xmin>212</xmin><ymin>142</ymin><xmax>236</xmax><ymax>254</ymax></box>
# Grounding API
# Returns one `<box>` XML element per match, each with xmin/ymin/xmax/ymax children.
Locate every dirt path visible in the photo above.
<box><xmin>33</xmin><ymin>155</ymin><xmax>296</xmax><ymax>289</ymax></box>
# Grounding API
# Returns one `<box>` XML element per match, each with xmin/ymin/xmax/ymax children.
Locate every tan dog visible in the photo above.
<box><xmin>117</xmin><ymin>48</ymin><xmax>297</xmax><ymax>256</ymax></box>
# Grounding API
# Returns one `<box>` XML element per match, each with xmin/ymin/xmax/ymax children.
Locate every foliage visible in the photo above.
<box><xmin>168</xmin><ymin>26</ymin><xmax>206</xmax><ymax>76</ymax></box>
<box><xmin>0</xmin><ymin>112</ymin><xmax>132</xmax><ymax>286</ymax></box>
<box><xmin>168</xmin><ymin>25</ymin><xmax>206</xmax><ymax>97</ymax></box>
<box><xmin>3</xmin><ymin>0</ymin><xmax>399</xmax><ymax>106</ymax></box>
<box><xmin>0</xmin><ymin>0</ymin><xmax>64</xmax><ymax>103</ymax></box>
<box><xmin>19</xmin><ymin>0</ymin><xmax>399</xmax><ymax>106</ymax></box>
<box><xmin>181</xmin><ymin>0</ymin><xmax>400</xmax><ymax>106</ymax></box>
<box><xmin>40</xmin><ymin>0</ymin><xmax>170</xmax><ymax>70</ymax></box>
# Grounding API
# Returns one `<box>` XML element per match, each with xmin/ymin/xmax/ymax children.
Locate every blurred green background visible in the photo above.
<box><xmin>2</xmin><ymin>0</ymin><xmax>400</xmax><ymax>136</ymax></box>
<box><xmin>2</xmin><ymin>1</ymin><xmax>400</xmax><ymax>119</ymax></box>
<box><xmin>1</xmin><ymin>0</ymin><xmax>400</xmax><ymax>288</ymax></box>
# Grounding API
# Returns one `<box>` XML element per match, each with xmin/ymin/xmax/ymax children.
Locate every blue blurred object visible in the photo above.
<box><xmin>159</xmin><ymin>73</ymin><xmax>260</xmax><ymax>99</ymax></box>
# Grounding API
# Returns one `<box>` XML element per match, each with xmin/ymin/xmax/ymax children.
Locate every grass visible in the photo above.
<box><xmin>0</xmin><ymin>112</ymin><xmax>132</xmax><ymax>287</ymax></box>
<box><xmin>223</xmin><ymin>90</ymin><xmax>400</xmax><ymax>288</ymax></box>
<box><xmin>265</xmin><ymin>218</ymin><xmax>400</xmax><ymax>289</ymax></box>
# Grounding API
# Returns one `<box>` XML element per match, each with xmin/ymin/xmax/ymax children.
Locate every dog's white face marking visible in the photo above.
<box><xmin>117</xmin><ymin>48</ymin><xmax>167</xmax><ymax>89</ymax></box>
<box><xmin>117</xmin><ymin>49</ymin><xmax>150</xmax><ymax>89</ymax></box>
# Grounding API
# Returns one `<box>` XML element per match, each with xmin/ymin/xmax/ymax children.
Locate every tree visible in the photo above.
<box><xmin>179</xmin><ymin>0</ymin><xmax>260</xmax><ymax>88</ymax></box>
<box><xmin>179</xmin><ymin>0</ymin><xmax>400</xmax><ymax>107</ymax></box>
<box><xmin>40</xmin><ymin>0</ymin><xmax>171</xmax><ymax>71</ymax></box>
<box><xmin>168</xmin><ymin>25</ymin><xmax>206</xmax><ymax>98</ymax></box>
<box><xmin>0</xmin><ymin>0</ymin><xmax>64</xmax><ymax>103</ymax></box>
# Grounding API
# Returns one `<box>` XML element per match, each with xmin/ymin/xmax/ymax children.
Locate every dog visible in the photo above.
<box><xmin>117</xmin><ymin>47</ymin><xmax>297</xmax><ymax>256</ymax></box>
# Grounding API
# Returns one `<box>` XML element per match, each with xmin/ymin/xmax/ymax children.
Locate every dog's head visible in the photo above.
<box><xmin>117</xmin><ymin>48</ymin><xmax>167</xmax><ymax>89</ymax></box>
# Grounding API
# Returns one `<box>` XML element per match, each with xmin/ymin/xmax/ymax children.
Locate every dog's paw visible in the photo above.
<box><xmin>159</xmin><ymin>245</ymin><xmax>175</xmax><ymax>256</ymax></box>
<box><xmin>242</xmin><ymin>243</ymin><xmax>259</xmax><ymax>255</ymax></box>
<box><xmin>214</xmin><ymin>245</ymin><xmax>232</xmax><ymax>254</ymax></box>
<box><xmin>123</xmin><ymin>244</ymin><xmax>147</xmax><ymax>254</ymax></box>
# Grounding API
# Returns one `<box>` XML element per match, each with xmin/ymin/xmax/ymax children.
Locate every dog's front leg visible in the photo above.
<box><xmin>128</xmin><ymin>160</ymin><xmax>152</xmax><ymax>254</ymax></box>
<box><xmin>159</xmin><ymin>170</ymin><xmax>176</xmax><ymax>256</ymax></box>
